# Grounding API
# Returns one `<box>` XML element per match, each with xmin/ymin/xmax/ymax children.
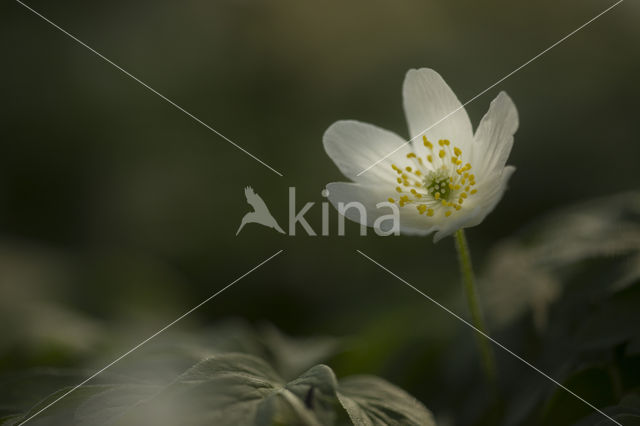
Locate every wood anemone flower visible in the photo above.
<box><xmin>324</xmin><ymin>68</ymin><xmax>518</xmax><ymax>241</ymax></box>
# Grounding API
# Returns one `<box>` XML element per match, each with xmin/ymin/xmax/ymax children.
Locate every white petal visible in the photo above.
<box><xmin>399</xmin><ymin>208</ymin><xmax>439</xmax><ymax>236</ymax></box>
<box><xmin>326</xmin><ymin>182</ymin><xmax>436</xmax><ymax>236</ymax></box>
<box><xmin>432</xmin><ymin>211</ymin><xmax>478</xmax><ymax>243</ymax></box>
<box><xmin>466</xmin><ymin>166</ymin><xmax>516</xmax><ymax>228</ymax></box>
<box><xmin>403</xmin><ymin>68</ymin><xmax>473</xmax><ymax>158</ymax></box>
<box><xmin>473</xmin><ymin>92</ymin><xmax>518</xmax><ymax>177</ymax></box>
<box><xmin>326</xmin><ymin>182</ymin><xmax>391</xmax><ymax>228</ymax></box>
<box><xmin>323</xmin><ymin>120</ymin><xmax>412</xmax><ymax>185</ymax></box>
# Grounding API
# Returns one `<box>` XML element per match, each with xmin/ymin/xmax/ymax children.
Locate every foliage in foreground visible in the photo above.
<box><xmin>1</xmin><ymin>354</ymin><xmax>433</xmax><ymax>426</ymax></box>
<box><xmin>0</xmin><ymin>323</ymin><xmax>433</xmax><ymax>426</ymax></box>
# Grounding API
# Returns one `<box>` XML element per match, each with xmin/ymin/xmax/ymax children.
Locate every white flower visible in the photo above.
<box><xmin>324</xmin><ymin>68</ymin><xmax>518</xmax><ymax>242</ymax></box>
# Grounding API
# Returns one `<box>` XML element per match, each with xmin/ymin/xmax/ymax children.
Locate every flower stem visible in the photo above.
<box><xmin>454</xmin><ymin>229</ymin><xmax>497</xmax><ymax>385</ymax></box>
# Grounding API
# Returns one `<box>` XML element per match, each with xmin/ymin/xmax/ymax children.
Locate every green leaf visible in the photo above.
<box><xmin>255</xmin><ymin>364</ymin><xmax>340</xmax><ymax>426</ymax></box>
<box><xmin>337</xmin><ymin>375</ymin><xmax>435</xmax><ymax>426</ymax></box>
<box><xmin>74</xmin><ymin>385</ymin><xmax>160</xmax><ymax>426</ymax></box>
<box><xmin>258</xmin><ymin>322</ymin><xmax>340</xmax><ymax>380</ymax></box>
<box><xmin>6</xmin><ymin>385</ymin><xmax>115</xmax><ymax>426</ymax></box>
<box><xmin>116</xmin><ymin>319</ymin><xmax>339</xmax><ymax>382</ymax></box>
<box><xmin>111</xmin><ymin>353</ymin><xmax>339</xmax><ymax>426</ymax></box>
<box><xmin>9</xmin><ymin>354</ymin><xmax>434</xmax><ymax>426</ymax></box>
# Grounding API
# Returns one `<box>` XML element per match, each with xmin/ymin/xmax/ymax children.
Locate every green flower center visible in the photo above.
<box><xmin>426</xmin><ymin>176</ymin><xmax>451</xmax><ymax>201</ymax></box>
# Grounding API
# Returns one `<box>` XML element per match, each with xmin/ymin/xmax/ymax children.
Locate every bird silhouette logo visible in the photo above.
<box><xmin>236</xmin><ymin>186</ymin><xmax>285</xmax><ymax>236</ymax></box>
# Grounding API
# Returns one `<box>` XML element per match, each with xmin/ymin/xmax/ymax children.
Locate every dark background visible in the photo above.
<box><xmin>2</xmin><ymin>0</ymin><xmax>639</xmax><ymax>424</ymax></box>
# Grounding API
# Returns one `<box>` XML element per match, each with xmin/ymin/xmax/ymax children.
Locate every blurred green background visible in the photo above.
<box><xmin>2</xmin><ymin>0</ymin><xmax>640</xmax><ymax>425</ymax></box>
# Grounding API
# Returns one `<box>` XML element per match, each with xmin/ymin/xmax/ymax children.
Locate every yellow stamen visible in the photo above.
<box><xmin>423</xmin><ymin>135</ymin><xmax>433</xmax><ymax>149</ymax></box>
